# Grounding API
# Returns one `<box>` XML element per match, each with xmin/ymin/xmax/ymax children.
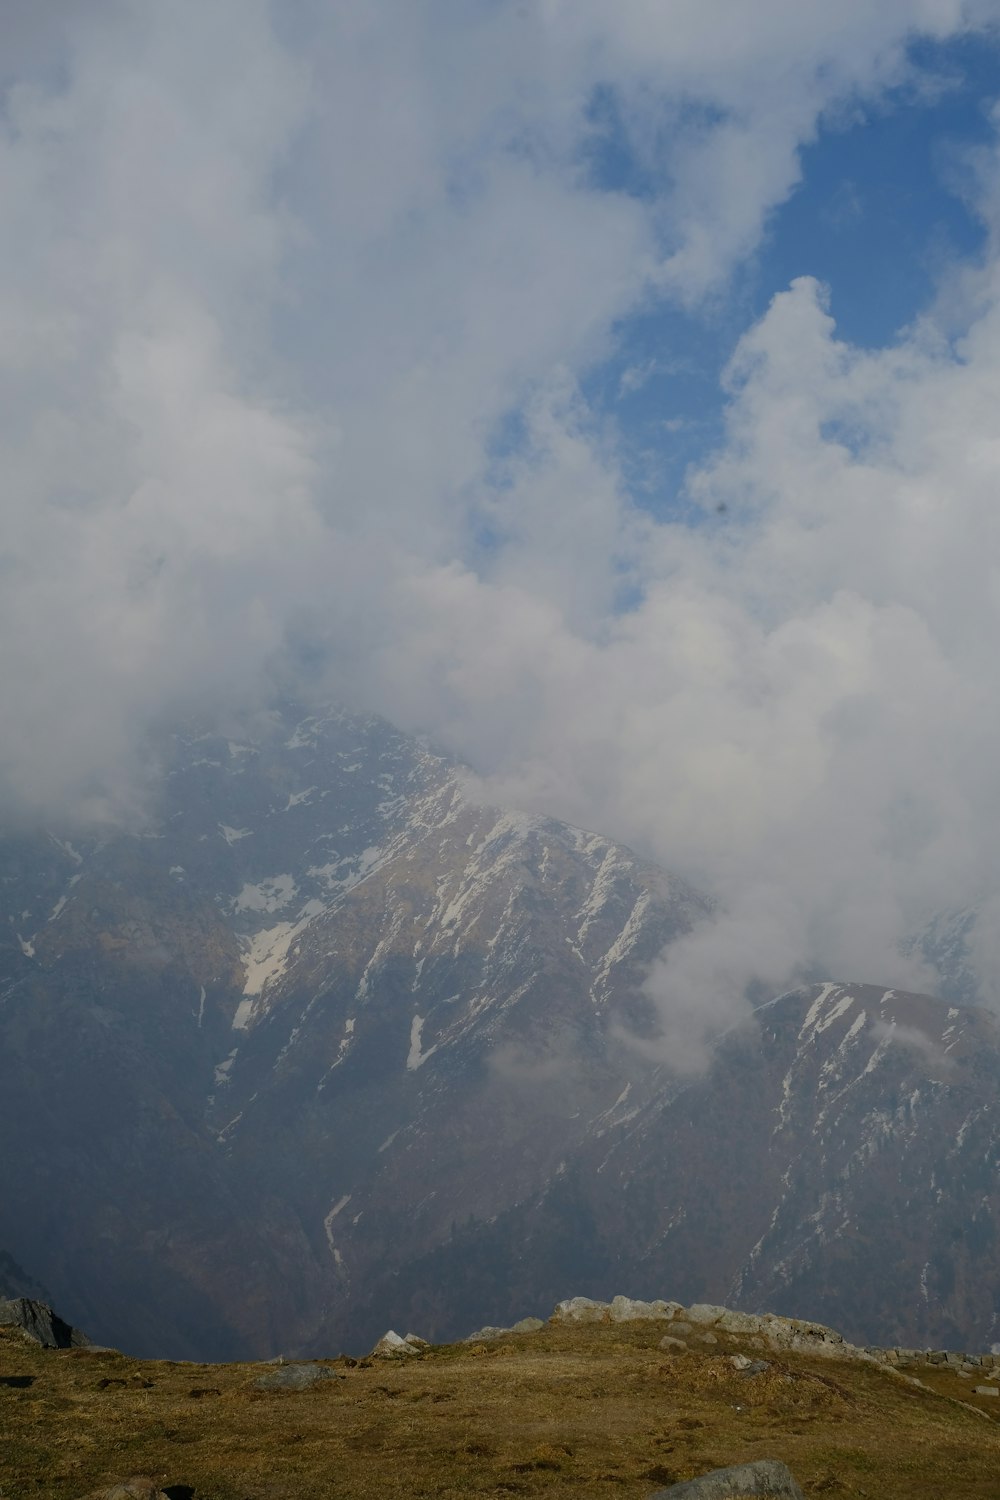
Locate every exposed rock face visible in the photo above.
<box><xmin>375</xmin><ymin>980</ymin><xmax>1000</xmax><ymax>1354</ymax></box>
<box><xmin>1</xmin><ymin>707</ymin><xmax>1000</xmax><ymax>1360</ymax></box>
<box><xmin>0</xmin><ymin>1297</ymin><xmax>90</xmax><ymax>1349</ymax></box>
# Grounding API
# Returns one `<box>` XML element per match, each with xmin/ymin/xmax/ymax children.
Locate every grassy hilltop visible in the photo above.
<box><xmin>3</xmin><ymin>1316</ymin><xmax>1000</xmax><ymax>1498</ymax></box>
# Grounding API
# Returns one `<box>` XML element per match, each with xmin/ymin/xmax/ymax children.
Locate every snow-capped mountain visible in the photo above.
<box><xmin>0</xmin><ymin>707</ymin><xmax>706</xmax><ymax>1357</ymax></box>
<box><xmin>387</xmin><ymin>979</ymin><xmax>1000</xmax><ymax>1355</ymax></box>
<box><xmin>1</xmin><ymin>707</ymin><xmax>998</xmax><ymax>1359</ymax></box>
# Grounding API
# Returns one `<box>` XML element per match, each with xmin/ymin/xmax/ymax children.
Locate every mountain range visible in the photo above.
<box><xmin>1</xmin><ymin>706</ymin><xmax>998</xmax><ymax>1359</ymax></box>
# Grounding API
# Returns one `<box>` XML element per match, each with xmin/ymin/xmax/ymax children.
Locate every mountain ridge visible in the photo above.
<box><xmin>1</xmin><ymin>706</ymin><xmax>998</xmax><ymax>1361</ymax></box>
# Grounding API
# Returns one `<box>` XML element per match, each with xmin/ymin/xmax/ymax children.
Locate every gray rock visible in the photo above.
<box><xmin>464</xmin><ymin>1325</ymin><xmax>510</xmax><ymax>1342</ymax></box>
<box><xmin>974</xmin><ymin>1384</ymin><xmax>999</xmax><ymax>1397</ymax></box>
<box><xmin>684</xmin><ymin>1303</ymin><xmax>726</xmax><ymax>1326</ymax></box>
<box><xmin>715</xmin><ymin>1309</ymin><xmax>765</xmax><ymax>1336</ymax></box>
<box><xmin>610</xmin><ymin>1295</ymin><xmax>680</xmax><ymax>1322</ymax></box>
<box><xmin>370</xmin><ymin>1329</ymin><xmax>421</xmax><ymax>1358</ymax></box>
<box><xmin>551</xmin><ymin>1296</ymin><xmax>610</xmax><ymax>1323</ymax></box>
<box><xmin>0</xmin><ymin>1297</ymin><xmax>90</xmax><ymax>1349</ymax></box>
<box><xmin>659</xmin><ymin>1335</ymin><xmax>688</xmax><ymax>1352</ymax></box>
<box><xmin>254</xmin><ymin>1362</ymin><xmax>342</xmax><ymax>1390</ymax></box>
<box><xmin>511</xmin><ymin>1317</ymin><xmax>545</xmax><ymax>1333</ymax></box>
<box><xmin>669</xmin><ymin>1322</ymin><xmax>694</xmax><ymax>1336</ymax></box>
<box><xmin>648</xmin><ymin>1458</ymin><xmax>806</xmax><ymax>1498</ymax></box>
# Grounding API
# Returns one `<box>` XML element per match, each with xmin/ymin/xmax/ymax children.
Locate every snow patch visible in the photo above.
<box><xmin>234</xmin><ymin>875</ymin><xmax>298</xmax><ymax>914</ymax></box>
<box><xmin>406</xmin><ymin>1014</ymin><xmax>440</xmax><ymax>1071</ymax></box>
<box><xmin>236</xmin><ymin>899</ymin><xmax>326</xmax><ymax>1013</ymax></box>
<box><xmin>49</xmin><ymin>837</ymin><xmax>83</xmax><ymax>865</ymax></box>
<box><xmin>284</xmin><ymin>787</ymin><xmax>317</xmax><ymax>811</ymax></box>
<box><xmin>214</xmin><ymin>1047</ymin><xmax>238</xmax><ymax>1085</ymax></box>
<box><xmin>219</xmin><ymin>824</ymin><xmax>252</xmax><ymax>845</ymax></box>
<box><xmin>323</xmin><ymin>1194</ymin><xmax>352</xmax><ymax>1266</ymax></box>
<box><xmin>285</xmin><ymin>719</ymin><xmax>318</xmax><ymax>750</ymax></box>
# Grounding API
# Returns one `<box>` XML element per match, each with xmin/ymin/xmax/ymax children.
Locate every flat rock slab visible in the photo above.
<box><xmin>649</xmin><ymin>1458</ymin><xmax>806</xmax><ymax>1498</ymax></box>
<box><xmin>254</xmin><ymin>1363</ymin><xmax>343</xmax><ymax>1391</ymax></box>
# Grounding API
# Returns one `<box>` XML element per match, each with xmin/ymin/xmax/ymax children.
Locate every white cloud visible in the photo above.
<box><xmin>5</xmin><ymin>2</ymin><xmax>1000</xmax><ymax>1050</ymax></box>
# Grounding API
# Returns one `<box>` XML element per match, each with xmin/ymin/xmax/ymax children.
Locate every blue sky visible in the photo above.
<box><xmin>586</xmin><ymin>29</ymin><xmax>1000</xmax><ymax>519</ymax></box>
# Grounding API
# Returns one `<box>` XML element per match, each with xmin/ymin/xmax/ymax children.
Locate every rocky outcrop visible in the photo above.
<box><xmin>369</xmin><ymin>1330</ymin><xmax>428</xmax><ymax>1358</ymax></box>
<box><xmin>0</xmin><ymin>1297</ymin><xmax>90</xmax><ymax>1349</ymax></box>
<box><xmin>649</xmin><ymin>1459</ymin><xmax>805</xmax><ymax>1498</ymax></box>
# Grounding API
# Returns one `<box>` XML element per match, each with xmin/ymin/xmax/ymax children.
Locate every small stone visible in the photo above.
<box><xmin>694</xmin><ymin>1331</ymin><xmax>718</xmax><ymax>1346</ymax></box>
<box><xmin>670</xmin><ymin>1321</ymin><xmax>694</xmax><ymax>1336</ymax></box>
<box><xmin>463</xmin><ymin>1325</ymin><xmax>509</xmax><ymax>1342</ymax></box>
<box><xmin>659</xmin><ymin>1335</ymin><xmax>688</xmax><ymax>1352</ymax></box>
<box><xmin>730</xmin><ymin>1354</ymin><xmax>753</xmax><ymax>1370</ymax></box>
<box><xmin>974</xmin><ymin>1385</ymin><xmax>1000</xmax><ymax>1397</ymax></box>
<box><xmin>510</xmin><ymin>1317</ymin><xmax>545</xmax><ymax>1333</ymax></box>
<box><xmin>403</xmin><ymin>1333</ymin><xmax>428</xmax><ymax>1348</ymax></box>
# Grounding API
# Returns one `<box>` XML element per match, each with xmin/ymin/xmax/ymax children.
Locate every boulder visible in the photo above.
<box><xmin>684</xmin><ymin>1304</ymin><xmax>726</xmax><ymax>1326</ymax></box>
<box><xmin>464</xmin><ymin>1326</ymin><xmax>510</xmax><ymax>1342</ymax></box>
<box><xmin>511</xmin><ymin>1316</ymin><xmax>545</xmax><ymax>1333</ymax></box>
<box><xmin>659</xmin><ymin>1335</ymin><xmax>687</xmax><ymax>1352</ymax></box>
<box><xmin>715</xmin><ymin>1309</ymin><xmax>766</xmax><ymax>1336</ymax></box>
<box><xmin>551</xmin><ymin>1296</ymin><xmax>610</xmax><ymax>1323</ymax></box>
<box><xmin>610</xmin><ymin>1295</ymin><xmax>680</xmax><ymax>1322</ymax></box>
<box><xmin>254</xmin><ymin>1362</ymin><xmax>342</xmax><ymax>1390</ymax></box>
<box><xmin>648</xmin><ymin>1458</ymin><xmax>806</xmax><ymax>1498</ymax></box>
<box><xmin>974</xmin><ymin>1385</ymin><xmax>999</xmax><ymax>1397</ymax></box>
<box><xmin>370</xmin><ymin>1329</ymin><xmax>421</xmax><ymax>1358</ymax></box>
<box><xmin>0</xmin><ymin>1297</ymin><xmax>90</xmax><ymax>1349</ymax></box>
<box><xmin>760</xmin><ymin>1315</ymin><xmax>846</xmax><ymax>1355</ymax></box>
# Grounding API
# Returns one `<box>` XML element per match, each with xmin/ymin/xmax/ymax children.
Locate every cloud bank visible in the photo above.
<box><xmin>6</xmin><ymin>1</ymin><xmax>1000</xmax><ymax>1049</ymax></box>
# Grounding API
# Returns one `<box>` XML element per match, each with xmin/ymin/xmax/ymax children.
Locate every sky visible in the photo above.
<box><xmin>6</xmin><ymin>0</ymin><xmax>1000</xmax><ymax>1058</ymax></box>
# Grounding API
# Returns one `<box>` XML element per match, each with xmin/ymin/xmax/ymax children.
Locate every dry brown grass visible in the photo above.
<box><xmin>2</xmin><ymin>1320</ymin><xmax>999</xmax><ymax>1498</ymax></box>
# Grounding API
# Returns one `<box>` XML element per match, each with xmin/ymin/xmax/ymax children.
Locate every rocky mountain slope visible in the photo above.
<box><xmin>0</xmin><ymin>707</ymin><xmax>707</xmax><ymax>1357</ymax></box>
<box><xmin>1</xmin><ymin>706</ymin><xmax>998</xmax><ymax>1359</ymax></box>
<box><xmin>399</xmin><ymin>981</ymin><xmax>1000</xmax><ymax>1354</ymax></box>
